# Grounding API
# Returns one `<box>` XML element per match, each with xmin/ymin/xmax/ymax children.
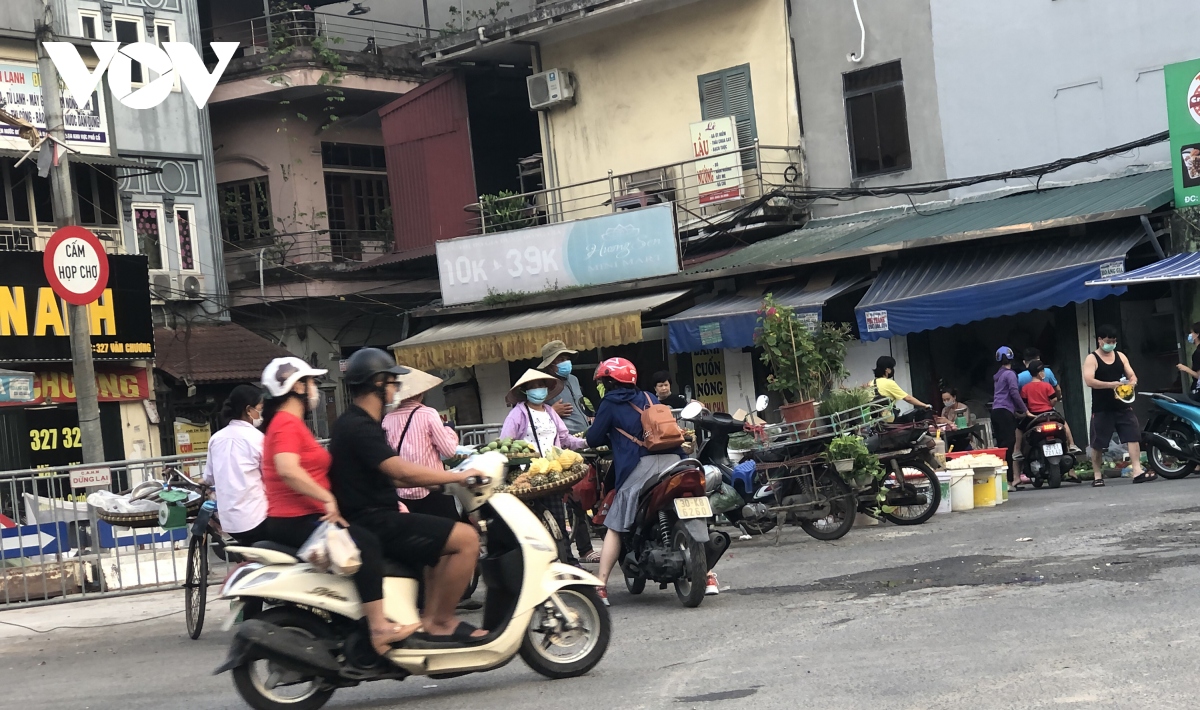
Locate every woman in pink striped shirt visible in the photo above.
<box><xmin>382</xmin><ymin>368</ymin><xmax>460</xmax><ymax>520</ymax></box>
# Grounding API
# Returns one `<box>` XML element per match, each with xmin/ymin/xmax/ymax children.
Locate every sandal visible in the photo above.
<box><xmin>372</xmin><ymin>622</ymin><xmax>422</xmax><ymax>655</ymax></box>
<box><xmin>1092</xmin><ymin>479</ymin><xmax>1106</xmax><ymax>487</ymax></box>
<box><xmin>581</xmin><ymin>550</ymin><xmax>602</xmax><ymax>563</ymax></box>
<box><xmin>1132</xmin><ymin>472</ymin><xmax>1155</xmax><ymax>484</ymax></box>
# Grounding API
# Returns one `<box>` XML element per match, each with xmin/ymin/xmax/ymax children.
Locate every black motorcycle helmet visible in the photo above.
<box><xmin>344</xmin><ymin>348</ymin><xmax>409</xmax><ymax>390</ymax></box>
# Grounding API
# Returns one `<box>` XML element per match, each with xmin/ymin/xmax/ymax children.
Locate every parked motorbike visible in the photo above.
<box><xmin>216</xmin><ymin>453</ymin><xmax>610</xmax><ymax>710</ymax></box>
<box><xmin>618</xmin><ymin>456</ymin><xmax>731</xmax><ymax>607</ymax></box>
<box><xmin>1143</xmin><ymin>392</ymin><xmax>1200</xmax><ymax>479</ymax></box>
<box><xmin>687</xmin><ymin>397</ymin><xmax>777</xmax><ymax>536</ymax></box>
<box><xmin>859</xmin><ymin>411</ymin><xmax>941</xmax><ymax>525</ymax></box>
<box><xmin>1019</xmin><ymin>411</ymin><xmax>1077</xmax><ymax>488</ymax></box>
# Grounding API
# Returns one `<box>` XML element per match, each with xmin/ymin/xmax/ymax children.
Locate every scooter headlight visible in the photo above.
<box><xmin>703</xmin><ymin>465</ymin><xmax>723</xmax><ymax>493</ymax></box>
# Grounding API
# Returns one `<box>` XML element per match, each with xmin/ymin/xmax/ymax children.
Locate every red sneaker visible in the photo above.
<box><xmin>705</xmin><ymin>572</ymin><xmax>720</xmax><ymax>596</ymax></box>
<box><xmin>596</xmin><ymin>586</ymin><xmax>610</xmax><ymax>606</ymax></box>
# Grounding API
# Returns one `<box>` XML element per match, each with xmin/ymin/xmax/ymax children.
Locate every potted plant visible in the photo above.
<box><xmin>754</xmin><ymin>295</ymin><xmax>852</xmax><ymax>425</ymax></box>
<box><xmin>827</xmin><ymin>435</ymin><xmax>884</xmax><ymax>490</ymax></box>
<box><xmin>818</xmin><ymin>385</ymin><xmax>876</xmax><ymax>434</ymax></box>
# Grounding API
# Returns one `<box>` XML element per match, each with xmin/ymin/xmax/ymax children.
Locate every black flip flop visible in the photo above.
<box><xmin>413</xmin><ymin>621</ymin><xmax>485</xmax><ymax>643</ymax></box>
<box><xmin>1092</xmin><ymin>479</ymin><xmax>1106</xmax><ymax>487</ymax></box>
<box><xmin>1132</xmin><ymin>473</ymin><xmax>1154</xmax><ymax>484</ymax></box>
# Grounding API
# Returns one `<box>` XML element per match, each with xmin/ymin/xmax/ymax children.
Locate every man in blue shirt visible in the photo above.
<box><xmin>1019</xmin><ymin>348</ymin><xmax>1059</xmax><ymax>391</ymax></box>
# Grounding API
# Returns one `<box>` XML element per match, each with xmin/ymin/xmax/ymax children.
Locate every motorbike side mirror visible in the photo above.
<box><xmin>680</xmin><ymin>401</ymin><xmax>706</xmax><ymax>420</ymax></box>
<box><xmin>755</xmin><ymin>395</ymin><xmax>770</xmax><ymax>412</ymax></box>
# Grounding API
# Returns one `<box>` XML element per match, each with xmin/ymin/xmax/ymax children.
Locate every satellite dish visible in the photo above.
<box><xmin>348</xmin><ymin>2</ymin><xmax>370</xmax><ymax>16</ymax></box>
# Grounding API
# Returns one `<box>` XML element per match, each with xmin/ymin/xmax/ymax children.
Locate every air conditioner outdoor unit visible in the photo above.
<box><xmin>149</xmin><ymin>272</ymin><xmax>172</xmax><ymax>302</ymax></box>
<box><xmin>179</xmin><ymin>273</ymin><xmax>205</xmax><ymax>300</ymax></box>
<box><xmin>527</xmin><ymin>69</ymin><xmax>574</xmax><ymax>110</ymax></box>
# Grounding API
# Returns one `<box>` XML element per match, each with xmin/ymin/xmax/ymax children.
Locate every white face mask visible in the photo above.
<box><xmin>386</xmin><ymin>388</ymin><xmax>403</xmax><ymax>413</ymax></box>
<box><xmin>251</xmin><ymin>416</ymin><xmax>264</xmax><ymax>428</ymax></box>
<box><xmin>307</xmin><ymin>385</ymin><xmax>321</xmax><ymax>412</ymax></box>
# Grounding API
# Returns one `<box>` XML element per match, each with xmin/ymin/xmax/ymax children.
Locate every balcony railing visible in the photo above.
<box><xmin>466</xmin><ymin>143</ymin><xmax>806</xmax><ymax>240</ymax></box>
<box><xmin>222</xmin><ymin>228</ymin><xmax>393</xmax><ymax>285</ymax></box>
<box><xmin>202</xmin><ymin>10</ymin><xmax>428</xmax><ymax>60</ymax></box>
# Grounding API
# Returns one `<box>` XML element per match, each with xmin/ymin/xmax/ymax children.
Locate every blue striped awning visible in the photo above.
<box><xmin>855</xmin><ymin>226</ymin><xmax>1142</xmax><ymax>341</ymax></box>
<box><xmin>1085</xmin><ymin>252</ymin><xmax>1200</xmax><ymax>286</ymax></box>
<box><xmin>665</xmin><ymin>275</ymin><xmax>869</xmax><ymax>353</ymax></box>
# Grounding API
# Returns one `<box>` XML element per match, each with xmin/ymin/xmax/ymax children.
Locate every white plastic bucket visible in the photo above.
<box><xmin>936</xmin><ymin>471</ymin><xmax>952</xmax><ymax>515</ymax></box>
<box><xmin>950</xmin><ymin>470</ymin><xmax>975</xmax><ymax>511</ymax></box>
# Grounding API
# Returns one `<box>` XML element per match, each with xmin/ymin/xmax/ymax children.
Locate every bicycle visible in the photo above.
<box><xmin>161</xmin><ymin>467</ymin><xmax>226</xmax><ymax>640</ymax></box>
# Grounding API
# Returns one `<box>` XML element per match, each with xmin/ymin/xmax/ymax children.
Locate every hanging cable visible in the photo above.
<box><xmin>847</xmin><ymin>0</ymin><xmax>866</xmax><ymax>63</ymax></box>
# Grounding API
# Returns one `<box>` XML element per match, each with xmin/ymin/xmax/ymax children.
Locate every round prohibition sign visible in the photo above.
<box><xmin>43</xmin><ymin>226</ymin><xmax>110</xmax><ymax>306</ymax></box>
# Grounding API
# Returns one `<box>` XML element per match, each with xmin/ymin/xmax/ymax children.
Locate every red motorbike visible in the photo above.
<box><xmin>617</xmin><ymin>458</ymin><xmax>731</xmax><ymax>608</ymax></box>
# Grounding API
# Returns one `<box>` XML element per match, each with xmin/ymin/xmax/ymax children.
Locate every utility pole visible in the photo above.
<box><xmin>36</xmin><ymin>17</ymin><xmax>104</xmax><ymax>466</ymax></box>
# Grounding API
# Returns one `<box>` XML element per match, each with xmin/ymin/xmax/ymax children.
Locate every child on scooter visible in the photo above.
<box><xmin>1014</xmin><ymin>361</ymin><xmax>1083</xmax><ymax>488</ymax></box>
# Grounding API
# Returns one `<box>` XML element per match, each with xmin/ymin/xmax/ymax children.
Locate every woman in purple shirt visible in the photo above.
<box><xmin>992</xmin><ymin>346</ymin><xmax>1029</xmax><ymax>488</ymax></box>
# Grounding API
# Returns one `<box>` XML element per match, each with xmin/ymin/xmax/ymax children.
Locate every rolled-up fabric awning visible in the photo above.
<box><xmin>390</xmin><ymin>291</ymin><xmax>688</xmax><ymax>370</ymax></box>
<box><xmin>855</xmin><ymin>226</ymin><xmax>1142</xmax><ymax>341</ymax></box>
<box><xmin>663</xmin><ymin>275</ymin><xmax>868</xmax><ymax>353</ymax></box>
<box><xmin>1085</xmin><ymin>252</ymin><xmax>1200</xmax><ymax>286</ymax></box>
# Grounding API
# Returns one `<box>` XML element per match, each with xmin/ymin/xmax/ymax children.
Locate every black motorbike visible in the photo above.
<box><xmin>686</xmin><ymin>406</ymin><xmax>777</xmax><ymax>536</ymax></box>
<box><xmin>1019</xmin><ymin>411</ymin><xmax>1077</xmax><ymax>488</ymax></box>
<box><xmin>858</xmin><ymin>410</ymin><xmax>941</xmax><ymax>525</ymax></box>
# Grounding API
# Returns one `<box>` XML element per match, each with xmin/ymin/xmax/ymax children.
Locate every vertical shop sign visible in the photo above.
<box><xmin>692</xmin><ymin>349</ymin><xmax>728</xmax><ymax>413</ymax></box>
<box><xmin>1165</xmin><ymin>58</ymin><xmax>1200</xmax><ymax>208</ymax></box>
<box><xmin>689</xmin><ymin>116</ymin><xmax>743</xmax><ymax>205</ymax></box>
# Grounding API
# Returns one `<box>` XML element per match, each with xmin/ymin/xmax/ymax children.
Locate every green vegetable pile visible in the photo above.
<box><xmin>479</xmin><ymin>438</ymin><xmax>537</xmax><ymax>457</ymax></box>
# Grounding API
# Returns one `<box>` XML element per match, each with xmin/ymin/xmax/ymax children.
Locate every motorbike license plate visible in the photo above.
<box><xmin>1043</xmin><ymin>443</ymin><xmax>1063</xmax><ymax>457</ymax></box>
<box><xmin>674</xmin><ymin>497</ymin><xmax>713</xmax><ymax>519</ymax></box>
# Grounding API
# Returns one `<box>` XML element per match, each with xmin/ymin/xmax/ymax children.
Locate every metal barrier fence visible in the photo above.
<box><xmin>1</xmin><ymin>424</ymin><xmax>506</xmax><ymax>609</ymax></box>
<box><xmin>0</xmin><ymin>453</ymin><xmax>228</xmax><ymax>609</ymax></box>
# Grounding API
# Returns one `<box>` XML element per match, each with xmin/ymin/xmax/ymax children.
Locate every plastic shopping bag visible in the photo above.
<box><xmin>298</xmin><ymin>522</ymin><xmax>362</xmax><ymax>576</ymax></box>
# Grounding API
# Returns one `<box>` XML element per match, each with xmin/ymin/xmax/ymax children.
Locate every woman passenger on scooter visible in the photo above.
<box><xmin>585</xmin><ymin>358</ymin><xmax>707</xmax><ymax>606</ymax></box>
<box><xmin>257</xmin><ymin>356</ymin><xmax>420</xmax><ymax>655</ymax></box>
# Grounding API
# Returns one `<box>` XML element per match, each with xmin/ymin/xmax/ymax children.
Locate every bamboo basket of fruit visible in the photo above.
<box><xmin>478</xmin><ymin>438</ymin><xmax>539</xmax><ymax>466</ymax></box>
<box><xmin>502</xmin><ymin>448</ymin><xmax>590</xmax><ymax>501</ymax></box>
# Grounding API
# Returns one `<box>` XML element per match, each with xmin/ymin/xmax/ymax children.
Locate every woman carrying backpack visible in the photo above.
<box><xmin>586</xmin><ymin>357</ymin><xmax>713</xmax><ymax>606</ymax></box>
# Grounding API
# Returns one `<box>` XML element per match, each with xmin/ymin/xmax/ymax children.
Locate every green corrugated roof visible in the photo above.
<box><xmin>694</xmin><ymin>169</ymin><xmax>1174</xmax><ymax>273</ymax></box>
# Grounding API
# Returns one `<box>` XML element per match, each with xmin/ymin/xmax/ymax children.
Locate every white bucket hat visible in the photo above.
<box><xmin>261</xmin><ymin>356</ymin><xmax>327</xmax><ymax>398</ymax></box>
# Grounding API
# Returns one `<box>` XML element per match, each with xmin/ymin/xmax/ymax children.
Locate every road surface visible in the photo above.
<box><xmin>4</xmin><ymin>476</ymin><xmax>1200</xmax><ymax>709</ymax></box>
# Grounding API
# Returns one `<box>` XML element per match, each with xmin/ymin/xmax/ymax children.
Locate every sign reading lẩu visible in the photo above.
<box><xmin>0</xmin><ymin>253</ymin><xmax>154</xmax><ymax>363</ymax></box>
<box><xmin>1165</xmin><ymin>58</ymin><xmax>1200</xmax><ymax>208</ymax></box>
<box><xmin>437</xmin><ymin>203</ymin><xmax>679</xmax><ymax>306</ymax></box>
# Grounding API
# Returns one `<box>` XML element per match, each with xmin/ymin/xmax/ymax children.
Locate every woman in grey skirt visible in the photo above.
<box><xmin>584</xmin><ymin>357</ymin><xmax>685</xmax><ymax>606</ymax></box>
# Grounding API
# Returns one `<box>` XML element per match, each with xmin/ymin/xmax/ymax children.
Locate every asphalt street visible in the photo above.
<box><xmin>5</xmin><ymin>475</ymin><xmax>1200</xmax><ymax>709</ymax></box>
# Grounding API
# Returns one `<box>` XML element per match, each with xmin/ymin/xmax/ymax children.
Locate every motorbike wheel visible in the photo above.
<box><xmin>521</xmin><ymin>585</ymin><xmax>611</xmax><ymax>679</ymax></box>
<box><xmin>671</xmin><ymin>522</ymin><xmax>708</xmax><ymax>608</ymax></box>
<box><xmin>882</xmin><ymin>462</ymin><xmax>940</xmax><ymax>526</ymax></box>
<box><xmin>1149</xmin><ymin>425</ymin><xmax>1198</xmax><ymax>480</ymax></box>
<box><xmin>1046</xmin><ymin>462</ymin><xmax>1062</xmax><ymax>489</ymax></box>
<box><xmin>624</xmin><ymin>573</ymin><xmax>646</xmax><ymax>595</ymax></box>
<box><xmin>799</xmin><ymin>474</ymin><xmax>856</xmax><ymax>541</ymax></box>
<box><xmin>231</xmin><ymin>608</ymin><xmax>336</xmax><ymax>710</ymax></box>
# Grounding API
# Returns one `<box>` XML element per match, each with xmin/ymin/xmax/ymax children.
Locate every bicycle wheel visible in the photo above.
<box><xmin>185</xmin><ymin>532</ymin><xmax>208</xmax><ymax>640</ymax></box>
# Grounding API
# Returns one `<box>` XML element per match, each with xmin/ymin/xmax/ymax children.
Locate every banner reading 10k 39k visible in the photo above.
<box><xmin>436</xmin><ymin>203</ymin><xmax>681</xmax><ymax>306</ymax></box>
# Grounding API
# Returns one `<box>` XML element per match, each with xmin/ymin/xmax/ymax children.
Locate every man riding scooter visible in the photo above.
<box><xmin>330</xmin><ymin>348</ymin><xmax>489</xmax><ymax>643</ymax></box>
<box><xmin>1014</xmin><ymin>361</ymin><xmax>1080</xmax><ymax>489</ymax></box>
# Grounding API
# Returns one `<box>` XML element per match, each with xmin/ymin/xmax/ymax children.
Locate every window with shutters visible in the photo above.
<box><xmin>698</xmin><ymin>64</ymin><xmax>757</xmax><ymax>169</ymax></box>
<box><xmin>843</xmin><ymin>60</ymin><xmax>912</xmax><ymax>178</ymax></box>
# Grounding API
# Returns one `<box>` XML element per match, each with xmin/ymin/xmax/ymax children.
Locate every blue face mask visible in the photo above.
<box><xmin>1189</xmin><ymin>333</ymin><xmax>1196</xmax><ymax>344</ymax></box>
<box><xmin>1101</xmin><ymin>342</ymin><xmax>1117</xmax><ymax>353</ymax></box>
<box><xmin>526</xmin><ymin>387</ymin><xmax>549</xmax><ymax>405</ymax></box>
<box><xmin>556</xmin><ymin>361</ymin><xmax>573</xmax><ymax>377</ymax></box>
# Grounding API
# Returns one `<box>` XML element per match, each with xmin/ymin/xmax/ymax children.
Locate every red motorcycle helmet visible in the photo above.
<box><xmin>594</xmin><ymin>357</ymin><xmax>637</xmax><ymax>385</ymax></box>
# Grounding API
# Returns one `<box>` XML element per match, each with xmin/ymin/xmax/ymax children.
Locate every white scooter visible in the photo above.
<box><xmin>215</xmin><ymin>453</ymin><xmax>610</xmax><ymax>710</ymax></box>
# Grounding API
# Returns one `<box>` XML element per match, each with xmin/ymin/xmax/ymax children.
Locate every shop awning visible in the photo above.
<box><xmin>155</xmin><ymin>323</ymin><xmax>291</xmax><ymax>384</ymax></box>
<box><xmin>1085</xmin><ymin>252</ymin><xmax>1200</xmax><ymax>286</ymax></box>
<box><xmin>663</xmin><ymin>275</ymin><xmax>869</xmax><ymax>353</ymax></box>
<box><xmin>854</xmin><ymin>227</ymin><xmax>1142</xmax><ymax>341</ymax></box>
<box><xmin>391</xmin><ymin>291</ymin><xmax>688</xmax><ymax>370</ymax></box>
<box><xmin>0</xmin><ymin>148</ymin><xmax>161</xmax><ymax>173</ymax></box>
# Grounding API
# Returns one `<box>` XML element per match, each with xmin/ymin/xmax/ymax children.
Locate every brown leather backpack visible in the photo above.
<box><xmin>617</xmin><ymin>393</ymin><xmax>685</xmax><ymax>453</ymax></box>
